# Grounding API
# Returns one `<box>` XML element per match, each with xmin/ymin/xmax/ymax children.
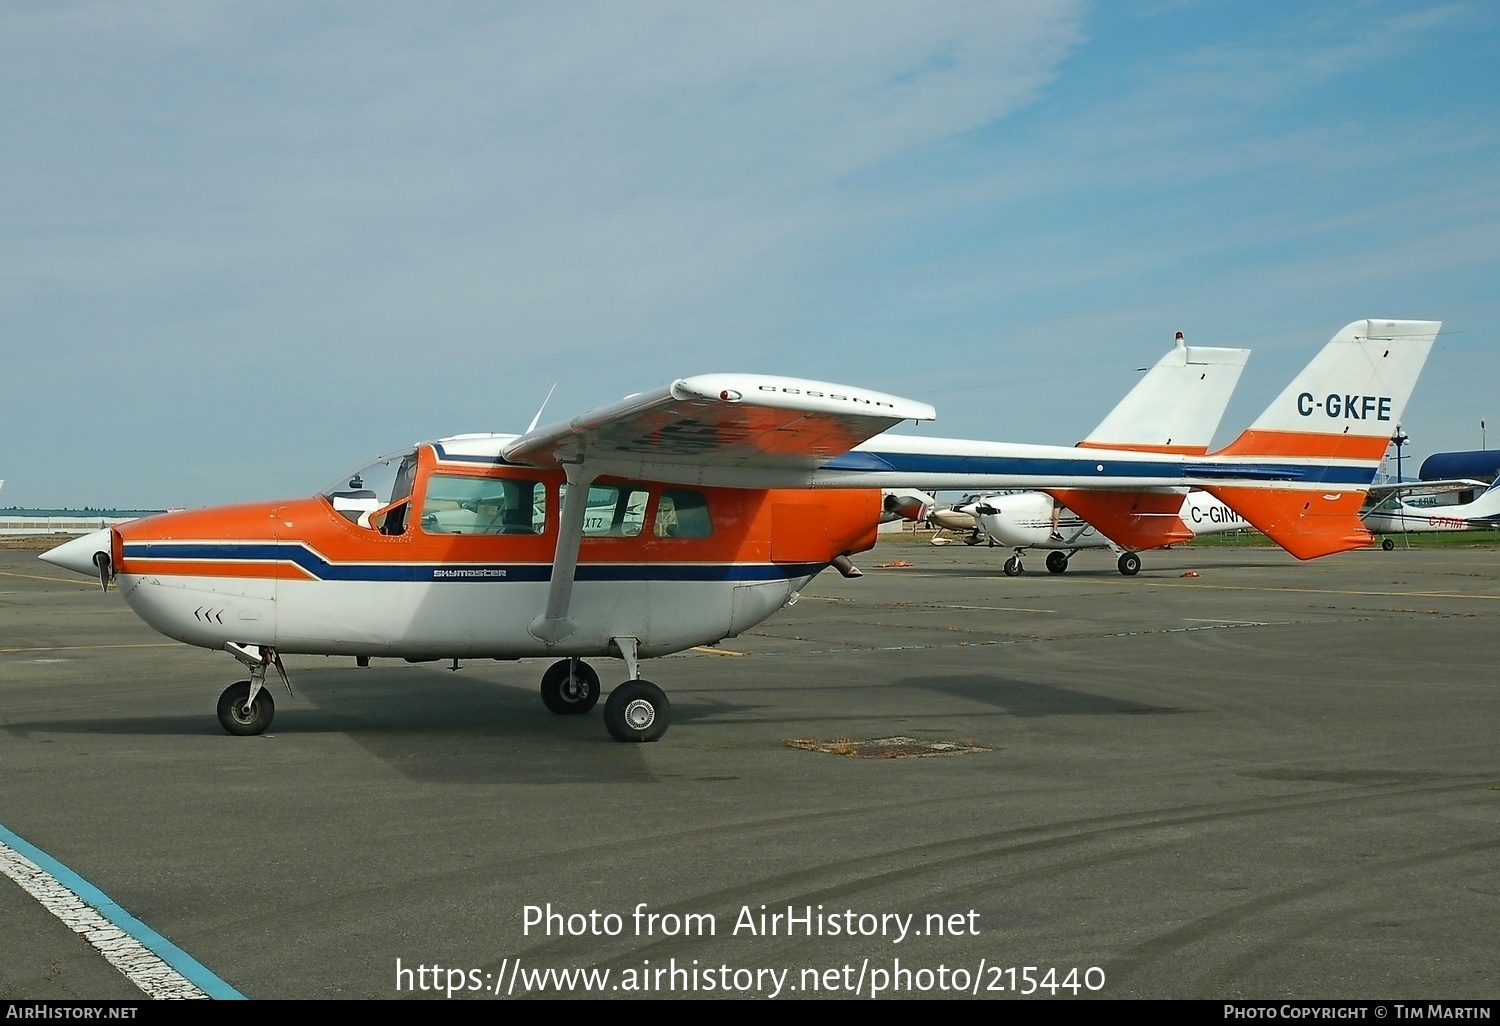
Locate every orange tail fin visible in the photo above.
<box><xmin>1047</xmin><ymin>489</ymin><xmax>1192</xmax><ymax>551</ymax></box>
<box><xmin>1203</xmin><ymin>319</ymin><xmax>1440</xmax><ymax>559</ymax></box>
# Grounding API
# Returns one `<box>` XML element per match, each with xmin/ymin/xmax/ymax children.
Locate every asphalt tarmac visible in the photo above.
<box><xmin>1</xmin><ymin>540</ymin><xmax>1496</xmax><ymax>1000</ymax></box>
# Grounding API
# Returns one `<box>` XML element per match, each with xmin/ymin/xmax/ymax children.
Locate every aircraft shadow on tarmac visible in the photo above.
<box><xmin>900</xmin><ymin>559</ymin><xmax>1295</xmax><ymax>579</ymax></box>
<box><xmin>4</xmin><ymin>670</ymin><xmax>1178</xmax><ymax>783</ymax></box>
<box><xmin>898</xmin><ymin>674</ymin><xmax>1181</xmax><ymax>718</ymax></box>
<box><xmin>4</xmin><ymin>670</ymin><xmax>676</xmax><ymax>784</ymax></box>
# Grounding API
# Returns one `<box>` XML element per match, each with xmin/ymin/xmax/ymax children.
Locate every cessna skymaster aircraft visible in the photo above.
<box><xmin>41</xmin><ymin>318</ymin><xmax>1438</xmax><ymax>743</ymax></box>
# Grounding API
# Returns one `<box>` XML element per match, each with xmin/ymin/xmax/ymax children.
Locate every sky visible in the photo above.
<box><xmin>3</xmin><ymin>0</ymin><xmax>1497</xmax><ymax>508</ymax></box>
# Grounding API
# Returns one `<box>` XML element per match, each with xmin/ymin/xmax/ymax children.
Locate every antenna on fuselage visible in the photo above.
<box><xmin>526</xmin><ymin>383</ymin><xmax>559</xmax><ymax>435</ymax></box>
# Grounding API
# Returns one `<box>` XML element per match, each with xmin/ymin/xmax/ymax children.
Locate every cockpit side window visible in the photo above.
<box><xmin>420</xmin><ymin>474</ymin><xmax>547</xmax><ymax>535</ymax></box>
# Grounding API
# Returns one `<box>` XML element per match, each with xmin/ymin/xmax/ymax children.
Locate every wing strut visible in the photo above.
<box><xmin>529</xmin><ymin>462</ymin><xmax>596</xmax><ymax>644</ymax></box>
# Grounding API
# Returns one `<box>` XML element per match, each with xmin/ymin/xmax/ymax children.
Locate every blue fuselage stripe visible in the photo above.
<box><xmin>123</xmin><ymin>543</ymin><xmax>822</xmax><ymax>584</ymax></box>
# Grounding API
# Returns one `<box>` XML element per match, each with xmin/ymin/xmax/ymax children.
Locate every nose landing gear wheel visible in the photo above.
<box><xmin>603</xmin><ymin>680</ymin><xmax>671</xmax><ymax>743</ymax></box>
<box><xmin>217</xmin><ymin>680</ymin><xmax>275</xmax><ymax>736</ymax></box>
<box><xmin>1045</xmin><ymin>551</ymin><xmax>1069</xmax><ymax>574</ymax></box>
<box><xmin>540</xmin><ymin>659</ymin><xmax>601</xmax><ymax>714</ymax></box>
<box><xmin>1003</xmin><ymin>556</ymin><xmax>1023</xmax><ymax>576</ymax></box>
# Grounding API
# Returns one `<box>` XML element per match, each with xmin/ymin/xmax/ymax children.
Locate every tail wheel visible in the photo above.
<box><xmin>217</xmin><ymin>680</ymin><xmax>275</xmax><ymax>736</ymax></box>
<box><xmin>540</xmin><ymin>659</ymin><xmax>601</xmax><ymax>714</ymax></box>
<box><xmin>603</xmin><ymin>680</ymin><xmax>671</xmax><ymax>743</ymax></box>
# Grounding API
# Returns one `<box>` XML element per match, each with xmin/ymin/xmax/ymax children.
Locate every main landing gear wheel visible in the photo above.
<box><xmin>540</xmin><ymin>659</ymin><xmax>601</xmax><ymax>714</ymax></box>
<box><xmin>217</xmin><ymin>680</ymin><xmax>275</xmax><ymax>736</ymax></box>
<box><xmin>1045</xmin><ymin>551</ymin><xmax>1069</xmax><ymax>574</ymax></box>
<box><xmin>603</xmin><ymin>680</ymin><xmax>671</xmax><ymax>743</ymax></box>
<box><xmin>1003</xmin><ymin>556</ymin><xmax>1023</xmax><ymax>576</ymax></box>
<box><xmin>1382</xmin><ymin>538</ymin><xmax>1395</xmax><ymax>551</ymax></box>
<box><xmin>1117</xmin><ymin>551</ymin><xmax>1142</xmax><ymax>576</ymax></box>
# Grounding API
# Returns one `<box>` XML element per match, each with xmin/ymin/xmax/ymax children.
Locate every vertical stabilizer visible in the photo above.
<box><xmin>1059</xmin><ymin>335</ymin><xmax>1250</xmax><ymax>549</ymax></box>
<box><xmin>1207</xmin><ymin>319</ymin><xmax>1440</xmax><ymax>559</ymax></box>
<box><xmin>1082</xmin><ymin>335</ymin><xmax>1251</xmax><ymax>454</ymax></box>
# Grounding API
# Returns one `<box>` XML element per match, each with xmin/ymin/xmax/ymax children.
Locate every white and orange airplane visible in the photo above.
<box><xmin>42</xmin><ymin>318</ymin><xmax>1438</xmax><ymax>742</ymax></box>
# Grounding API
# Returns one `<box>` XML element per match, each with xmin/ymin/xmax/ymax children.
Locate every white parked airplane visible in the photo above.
<box><xmin>890</xmin><ymin>331</ymin><xmax>1251</xmax><ymax>572</ymax></box>
<box><xmin>41</xmin><ymin>319</ymin><xmax>1437</xmax><ymax>742</ymax></box>
<box><xmin>1363</xmin><ymin>476</ymin><xmax>1500</xmax><ymax>548</ymax></box>
<box><xmin>970</xmin><ymin>488</ymin><xmax>1252</xmax><ymax>575</ymax></box>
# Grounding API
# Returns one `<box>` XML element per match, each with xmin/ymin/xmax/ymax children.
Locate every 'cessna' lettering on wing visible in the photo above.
<box><xmin>757</xmin><ymin>385</ymin><xmax>895</xmax><ymax>408</ymax></box>
<box><xmin>1296</xmin><ymin>392</ymin><xmax>1393</xmax><ymax>420</ymax></box>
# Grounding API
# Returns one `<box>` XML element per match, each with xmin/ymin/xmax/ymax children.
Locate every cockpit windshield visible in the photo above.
<box><xmin>322</xmin><ymin>449</ymin><xmax>419</xmax><ymax>526</ymax></box>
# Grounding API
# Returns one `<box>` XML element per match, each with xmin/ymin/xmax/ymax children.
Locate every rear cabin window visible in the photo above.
<box><xmin>559</xmin><ymin>483</ymin><xmax>650</xmax><ymax>537</ymax></box>
<box><xmin>654</xmin><ymin>489</ymin><xmax>712</xmax><ymax>538</ymax></box>
<box><xmin>420</xmin><ymin>475</ymin><xmax>546</xmax><ymax>535</ymax></box>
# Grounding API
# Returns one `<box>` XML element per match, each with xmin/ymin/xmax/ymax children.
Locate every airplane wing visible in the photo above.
<box><xmin>1364</xmin><ymin>479</ymin><xmax>1491</xmax><ymax>502</ymax></box>
<box><xmin>503</xmin><ymin>374</ymin><xmax>935</xmax><ymax>485</ymax></box>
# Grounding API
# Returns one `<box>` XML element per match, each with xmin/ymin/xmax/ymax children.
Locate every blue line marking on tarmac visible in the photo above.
<box><xmin>0</xmin><ymin>823</ymin><xmax>245</xmax><ymax>999</ymax></box>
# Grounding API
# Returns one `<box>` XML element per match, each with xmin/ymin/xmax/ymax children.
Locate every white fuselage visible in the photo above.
<box><xmin>115</xmin><ymin>568</ymin><xmax>805</xmax><ymax>661</ymax></box>
<box><xmin>1362</xmin><ymin>483</ymin><xmax>1500</xmax><ymax>536</ymax></box>
<box><xmin>974</xmin><ymin>490</ymin><xmax>1250</xmax><ymax>551</ymax></box>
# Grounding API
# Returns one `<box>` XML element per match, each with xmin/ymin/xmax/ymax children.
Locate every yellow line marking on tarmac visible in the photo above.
<box><xmin>691</xmin><ymin>646</ymin><xmax>746</xmax><ymax>657</ymax></box>
<box><xmin>1147</xmin><ymin>580</ymin><xmax>1500</xmax><ymax>601</ymax></box>
<box><xmin>0</xmin><ymin>643</ymin><xmax>180</xmax><ymax>654</ymax></box>
<box><xmin>0</xmin><ymin>570</ymin><xmax>98</xmax><ymax>586</ymax></box>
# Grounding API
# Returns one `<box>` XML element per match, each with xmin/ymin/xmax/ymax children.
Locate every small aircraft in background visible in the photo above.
<box><xmin>42</xmin><ymin>319</ymin><xmax>1438</xmax><ymax>743</ymax></box>
<box><xmin>889</xmin><ymin>331</ymin><xmax>1251</xmax><ymax>573</ymax></box>
<box><xmin>969</xmin><ymin>489</ymin><xmax>1251</xmax><ymax>575</ymax></box>
<box><xmin>1363</xmin><ymin>476</ymin><xmax>1500</xmax><ymax>548</ymax></box>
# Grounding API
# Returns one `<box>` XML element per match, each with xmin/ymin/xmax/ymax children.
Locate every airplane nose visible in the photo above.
<box><xmin>39</xmin><ymin>528</ymin><xmax>113</xmax><ymax>579</ymax></box>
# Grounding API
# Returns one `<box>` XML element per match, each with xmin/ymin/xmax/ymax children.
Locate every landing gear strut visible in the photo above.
<box><xmin>536</xmin><ymin>641</ymin><xmax>673</xmax><ymax>742</ymax></box>
<box><xmin>216</xmin><ymin>643</ymin><xmax>292</xmax><ymax>736</ymax></box>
